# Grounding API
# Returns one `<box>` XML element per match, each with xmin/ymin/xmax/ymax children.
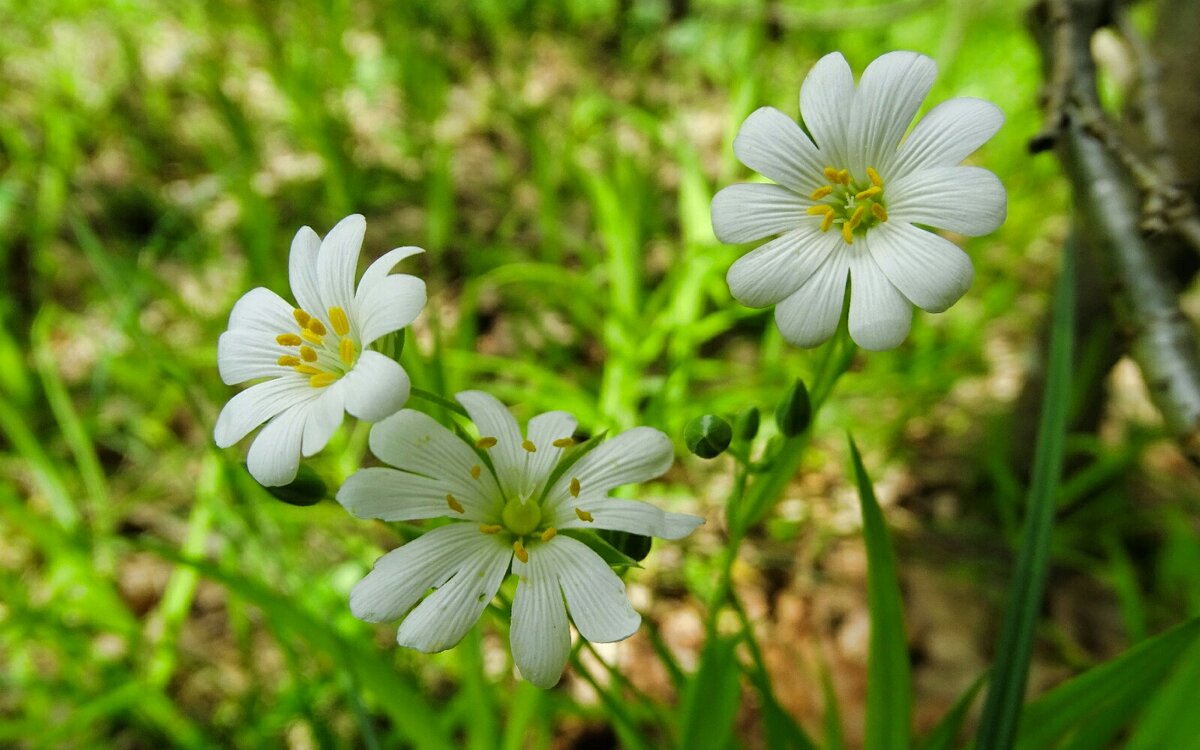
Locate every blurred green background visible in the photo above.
<box><xmin>3</xmin><ymin>0</ymin><xmax>1198</xmax><ymax>747</ymax></box>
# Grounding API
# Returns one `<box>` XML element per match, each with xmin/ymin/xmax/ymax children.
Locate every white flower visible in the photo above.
<box><xmin>214</xmin><ymin>214</ymin><xmax>426</xmax><ymax>486</ymax></box>
<box><xmin>338</xmin><ymin>391</ymin><xmax>704</xmax><ymax>688</ymax></box>
<box><xmin>711</xmin><ymin>51</ymin><xmax>1006</xmax><ymax>350</ymax></box>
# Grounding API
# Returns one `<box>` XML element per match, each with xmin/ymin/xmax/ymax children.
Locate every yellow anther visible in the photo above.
<box><xmin>541</xmin><ymin>527</ymin><xmax>557</xmax><ymax>542</ymax></box>
<box><xmin>470</xmin><ymin>464</ymin><xmax>482</xmax><ymax>479</ymax></box>
<box><xmin>513</xmin><ymin>539</ymin><xmax>529</xmax><ymax>563</ymax></box>
<box><xmin>867</xmin><ymin>167</ymin><xmax>883</xmax><ymax>187</ymax></box>
<box><xmin>552</xmin><ymin>437</ymin><xmax>575</xmax><ymax>448</ymax></box>
<box><xmin>810</xmin><ymin>185</ymin><xmax>834</xmax><ymax>201</ymax></box>
<box><xmin>872</xmin><ymin>203</ymin><xmax>889</xmax><ymax>222</ymax></box>
<box><xmin>276</xmin><ymin>333</ymin><xmax>303</xmax><ymax>347</ymax></box>
<box><xmin>293</xmin><ymin>309</ymin><xmax>311</xmax><ymax>327</ymax></box>
<box><xmin>476</xmin><ymin>437</ymin><xmax>497</xmax><ymax>449</ymax></box>
<box><xmin>299</xmin><ymin>345</ymin><xmax>318</xmax><ymax>362</ymax></box>
<box><xmin>446</xmin><ymin>494</ymin><xmax>465</xmax><ymax>513</ymax></box>
<box><xmin>848</xmin><ymin>205</ymin><xmax>866</xmax><ymax>230</ymax></box>
<box><xmin>480</xmin><ymin>524</ymin><xmax>503</xmax><ymax>534</ymax></box>
<box><xmin>842</xmin><ymin>222</ymin><xmax>855</xmax><ymax>245</ymax></box>
<box><xmin>294</xmin><ymin>364</ymin><xmax>322</xmax><ymax>375</ymax></box>
<box><xmin>521</xmin><ymin>440</ymin><xmax>536</xmax><ymax>453</ymax></box>
<box><xmin>339</xmin><ymin>337</ymin><xmax>355</xmax><ymax>366</ymax></box>
<box><xmin>823</xmin><ymin>166</ymin><xmax>840</xmax><ymax>182</ymax></box>
<box><xmin>807</xmin><ymin>204</ymin><xmax>833</xmax><ymax>216</ymax></box>
<box><xmin>301</xmin><ymin>329</ymin><xmax>324</xmax><ymax>345</ymax></box>
<box><xmin>309</xmin><ymin>373</ymin><xmax>337</xmax><ymax>388</ymax></box>
<box><xmin>837</xmin><ymin>169</ymin><xmax>851</xmax><ymax>185</ymax></box>
<box><xmin>569</xmin><ymin>477</ymin><xmax>580</xmax><ymax>497</ymax></box>
<box><xmin>854</xmin><ymin>186</ymin><xmax>882</xmax><ymax>201</ymax></box>
<box><xmin>277</xmin><ymin>355</ymin><xmax>301</xmax><ymax>367</ymax></box>
<box><xmin>306</xmin><ymin>318</ymin><xmax>327</xmax><ymax>336</ymax></box>
<box><xmin>328</xmin><ymin>307</ymin><xmax>350</xmax><ymax>336</ymax></box>
<box><xmin>820</xmin><ymin>211</ymin><xmax>836</xmax><ymax>233</ymax></box>
<box><xmin>575</xmin><ymin>508</ymin><xmax>594</xmax><ymax>523</ymax></box>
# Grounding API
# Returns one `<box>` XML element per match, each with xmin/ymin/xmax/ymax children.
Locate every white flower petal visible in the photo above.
<box><xmin>540</xmin><ymin>536</ymin><xmax>639</xmax><ymax>643</ymax></box>
<box><xmin>851</xmin><ymin>51</ymin><xmax>937</xmax><ymax>171</ymax></box>
<box><xmin>773</xmin><ymin>251</ymin><xmax>849</xmax><ymax>348</ymax></box>
<box><xmin>341</xmin><ymin>351</ymin><xmax>410</xmax><ymax>422</ymax></box>
<box><xmin>288</xmin><ymin>225</ymin><xmax>323</xmax><ymax>315</ymax></box>
<box><xmin>356</xmin><ymin>246</ymin><xmax>424</xmax><ymax>300</ymax></box>
<box><xmin>301</xmin><ymin>384</ymin><xmax>344</xmax><ymax>456</ymax></box>
<box><xmin>847</xmin><ymin>250</ymin><xmax>913</xmax><ymax>350</ymax></box>
<box><xmin>227</xmin><ymin>287</ymin><xmax>296</xmax><ymax>334</ymax></box>
<box><xmin>395</xmin><ymin>533</ymin><xmax>511</xmax><ymax>652</ymax></box>
<box><xmin>865</xmin><ymin>222</ymin><xmax>973</xmax><ymax>313</ymax></box>
<box><xmin>523</xmin><ymin>410</ymin><xmax>578</xmax><ymax>498</ymax></box>
<box><xmin>245</xmin><ymin>406</ymin><xmax>307</xmax><ymax>486</ymax></box>
<box><xmin>727</xmin><ymin>222</ymin><xmax>841</xmax><ymax>307</ymax></box>
<box><xmin>317</xmin><ymin>214</ymin><xmax>365</xmax><ymax>314</ymax></box>
<box><xmin>733</xmin><ymin>107</ymin><xmax>827</xmax><ymax>194</ymax></box>
<box><xmin>338</xmin><ymin>466</ymin><xmax>489</xmax><ymax>522</ymax></box>
<box><xmin>217</xmin><ymin>329</ymin><xmax>286</xmax><ymax>385</ymax></box>
<box><xmin>350</xmin><ymin>523</ymin><xmax>496</xmax><ymax>622</ymax></box>
<box><xmin>545</xmin><ymin>427</ymin><xmax>672</xmax><ymax>508</ymax></box>
<box><xmin>799</xmin><ymin>51</ymin><xmax>856</xmax><ymax>164</ymax></box>
<box><xmin>457</xmin><ymin>391</ymin><xmax>525</xmax><ymax>497</ymax></box>
<box><xmin>710</xmin><ymin>183</ymin><xmax>807</xmax><ymax>244</ymax></box>
<box><xmin>354</xmin><ymin>274</ymin><xmax>426</xmax><ymax>347</ymax></box>
<box><xmin>890</xmin><ymin>97</ymin><xmax>1004</xmax><ymax>174</ymax></box>
<box><xmin>552</xmin><ymin>496</ymin><xmax>704</xmax><ymax>540</ymax></box>
<box><xmin>214</xmin><ymin>376</ymin><xmax>313</xmax><ymax>448</ymax></box>
<box><xmin>887</xmin><ymin>166</ymin><xmax>1007</xmax><ymax>236</ymax></box>
<box><xmin>510</xmin><ymin>545</ymin><xmax>571</xmax><ymax>688</ymax></box>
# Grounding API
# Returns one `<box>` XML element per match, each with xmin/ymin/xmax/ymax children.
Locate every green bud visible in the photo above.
<box><xmin>684</xmin><ymin>414</ymin><xmax>733</xmax><ymax>459</ymax></box>
<box><xmin>775</xmin><ymin>379</ymin><xmax>811</xmax><ymax>437</ymax></box>
<box><xmin>263</xmin><ymin>463</ymin><xmax>327</xmax><ymax>506</ymax></box>
<box><xmin>734</xmin><ymin>406</ymin><xmax>760</xmax><ymax>441</ymax></box>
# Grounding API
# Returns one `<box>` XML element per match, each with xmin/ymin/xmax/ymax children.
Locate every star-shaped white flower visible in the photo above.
<box><xmin>711</xmin><ymin>51</ymin><xmax>1007</xmax><ymax>350</ymax></box>
<box><xmin>338</xmin><ymin>391</ymin><xmax>704</xmax><ymax>688</ymax></box>
<box><xmin>214</xmin><ymin>214</ymin><xmax>426</xmax><ymax>486</ymax></box>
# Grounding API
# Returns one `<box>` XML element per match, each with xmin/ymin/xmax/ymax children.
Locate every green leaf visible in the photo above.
<box><xmin>678</xmin><ymin>636</ymin><xmax>742</xmax><ymax>750</ymax></box>
<box><xmin>976</xmin><ymin>242</ymin><xmax>1076</xmax><ymax>750</ymax></box>
<box><xmin>917</xmin><ymin>672</ymin><xmax>986</xmax><ymax>750</ymax></box>
<box><xmin>1119</xmin><ymin>631</ymin><xmax>1200</xmax><ymax>750</ymax></box>
<box><xmin>848</xmin><ymin>437</ymin><xmax>913</xmax><ymax>750</ymax></box>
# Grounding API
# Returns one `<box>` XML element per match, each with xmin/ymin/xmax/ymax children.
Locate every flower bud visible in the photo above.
<box><xmin>775</xmin><ymin>379</ymin><xmax>811</xmax><ymax>437</ymax></box>
<box><xmin>735</xmin><ymin>407</ymin><xmax>760</xmax><ymax>441</ymax></box>
<box><xmin>684</xmin><ymin>414</ymin><xmax>733</xmax><ymax>459</ymax></box>
<box><xmin>262</xmin><ymin>463</ymin><xmax>327</xmax><ymax>506</ymax></box>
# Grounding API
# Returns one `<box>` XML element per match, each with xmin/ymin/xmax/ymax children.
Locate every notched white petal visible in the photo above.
<box><xmin>711</xmin><ymin>183</ymin><xmax>806</xmax><ymax>244</ymax></box>
<box><xmin>892</xmin><ymin>97</ymin><xmax>1004</xmax><ymax>173</ymax></box>
<box><xmin>888</xmin><ymin>166</ymin><xmax>1007</xmax><ymax>236</ymax></box>
<box><xmin>847</xmin><ymin>251</ymin><xmax>913</xmax><ymax>351</ymax></box>
<box><xmin>510</xmin><ymin>545</ymin><xmax>571</xmax><ymax>688</ymax></box>
<box><xmin>727</xmin><ymin>223</ymin><xmax>840</xmax><ymax>308</ymax></box>
<box><xmin>773</xmin><ymin>251</ymin><xmax>849</xmax><ymax>348</ymax></box>
<box><xmin>865</xmin><ymin>222</ymin><xmax>974</xmax><ymax>313</ymax></box>
<box><xmin>545</xmin><ymin>536</ymin><xmax>640</xmax><ymax>643</ymax></box>
<box><xmin>799</xmin><ymin>51</ymin><xmax>855</xmax><ymax>163</ymax></box>
<box><xmin>245</xmin><ymin>406</ymin><xmax>307</xmax><ymax>486</ymax></box>
<box><xmin>342</xmin><ymin>351</ymin><xmax>410</xmax><ymax>422</ymax></box>
<box><xmin>733</xmin><ymin>107</ymin><xmax>826</xmax><ymax>194</ymax></box>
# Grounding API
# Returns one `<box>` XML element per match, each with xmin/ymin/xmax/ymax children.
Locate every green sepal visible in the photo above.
<box><xmin>559</xmin><ymin>528</ymin><xmax>642</xmax><ymax>571</ymax></box>
<box><xmin>260</xmin><ymin>463</ymin><xmax>327</xmax><ymax>507</ymax></box>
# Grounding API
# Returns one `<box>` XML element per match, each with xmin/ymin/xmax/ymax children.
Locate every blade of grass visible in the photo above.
<box><xmin>975</xmin><ymin>242</ymin><xmax>1075</xmax><ymax>750</ymax></box>
<box><xmin>678</xmin><ymin>635</ymin><xmax>743</xmax><ymax>750</ymax></box>
<box><xmin>1122</xmin><ymin>635</ymin><xmax>1200</xmax><ymax>750</ymax></box>
<box><xmin>848</xmin><ymin>437</ymin><xmax>912</xmax><ymax>750</ymax></box>
<box><xmin>916</xmin><ymin>672</ymin><xmax>987</xmax><ymax>750</ymax></box>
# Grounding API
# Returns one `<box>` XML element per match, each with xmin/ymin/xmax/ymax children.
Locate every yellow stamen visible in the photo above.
<box><xmin>807</xmin><ymin>204</ymin><xmax>833</xmax><ymax>216</ymax></box>
<box><xmin>446</xmin><ymin>494</ymin><xmax>465</xmax><ymax>513</ymax></box>
<box><xmin>306</xmin><ymin>318</ymin><xmax>327</xmax><ymax>336</ymax></box>
<box><xmin>470</xmin><ymin>464</ymin><xmax>482</xmax><ymax>479</ymax></box>
<box><xmin>854</xmin><ymin>186</ymin><xmax>881</xmax><ymax>201</ymax></box>
<box><xmin>820</xmin><ymin>211</ymin><xmax>836</xmax><ymax>233</ymax></box>
<box><xmin>541</xmin><ymin>527</ymin><xmax>557</xmax><ymax>542</ymax></box>
<box><xmin>823</xmin><ymin>166</ymin><xmax>840</xmax><ymax>182</ymax></box>
<box><xmin>277</xmin><ymin>355</ymin><xmax>301</xmax><ymax>367</ymax></box>
<box><xmin>293</xmin><ymin>309</ymin><xmax>312</xmax><ymax>327</ymax></box>
<box><xmin>569</xmin><ymin>477</ymin><xmax>580</xmax><ymax>498</ymax></box>
<box><xmin>575</xmin><ymin>508</ymin><xmax>593</xmax><ymax>523</ymax></box>
<box><xmin>848</xmin><ymin>205</ymin><xmax>866</xmax><ymax>230</ymax></box>
<box><xmin>328</xmin><ymin>307</ymin><xmax>350</xmax><ymax>336</ymax></box>
<box><xmin>480</xmin><ymin>524</ymin><xmax>503</xmax><ymax>534</ymax></box>
<box><xmin>809</xmin><ymin>185</ymin><xmax>833</xmax><ymax>201</ymax></box>
<box><xmin>872</xmin><ymin>203</ymin><xmax>889</xmax><ymax>222</ymax></box>
<box><xmin>309</xmin><ymin>373</ymin><xmax>337</xmax><ymax>388</ymax></box>
<box><xmin>339</xmin><ymin>337</ymin><xmax>355</xmax><ymax>365</ymax></box>
<box><xmin>476</xmin><ymin>437</ymin><xmax>497</xmax><ymax>449</ymax></box>
<box><xmin>513</xmin><ymin>539</ymin><xmax>529</xmax><ymax>563</ymax></box>
<box><xmin>276</xmin><ymin>333</ymin><xmax>302</xmax><ymax>347</ymax></box>
<box><xmin>837</xmin><ymin>169</ymin><xmax>850</xmax><ymax>185</ymax></box>
<box><xmin>552</xmin><ymin>437</ymin><xmax>574</xmax><ymax>448</ymax></box>
<box><xmin>301</xmin><ymin>329</ymin><xmax>324</xmax><ymax>345</ymax></box>
<box><xmin>842</xmin><ymin>222</ymin><xmax>855</xmax><ymax>245</ymax></box>
<box><xmin>521</xmin><ymin>440</ymin><xmax>536</xmax><ymax>453</ymax></box>
<box><xmin>294</xmin><ymin>364</ymin><xmax>322</xmax><ymax>375</ymax></box>
<box><xmin>867</xmin><ymin>167</ymin><xmax>883</xmax><ymax>187</ymax></box>
<box><xmin>299</xmin><ymin>345</ymin><xmax>318</xmax><ymax>362</ymax></box>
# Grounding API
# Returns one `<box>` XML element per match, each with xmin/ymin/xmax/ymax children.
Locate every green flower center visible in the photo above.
<box><xmin>501</xmin><ymin>496</ymin><xmax>543</xmax><ymax>536</ymax></box>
